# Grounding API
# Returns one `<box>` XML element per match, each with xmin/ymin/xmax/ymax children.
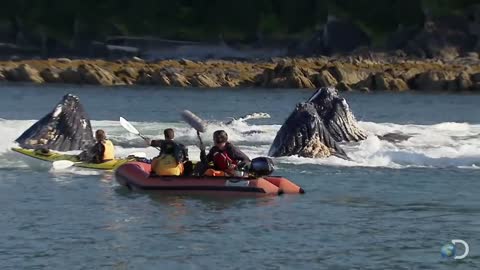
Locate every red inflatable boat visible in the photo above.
<box><xmin>115</xmin><ymin>162</ymin><xmax>304</xmax><ymax>196</ymax></box>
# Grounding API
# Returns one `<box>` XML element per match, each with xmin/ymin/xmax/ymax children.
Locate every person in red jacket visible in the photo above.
<box><xmin>200</xmin><ymin>130</ymin><xmax>250</xmax><ymax>176</ymax></box>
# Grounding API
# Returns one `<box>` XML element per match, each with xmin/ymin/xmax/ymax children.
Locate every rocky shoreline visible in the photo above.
<box><xmin>1</xmin><ymin>55</ymin><xmax>480</xmax><ymax>91</ymax></box>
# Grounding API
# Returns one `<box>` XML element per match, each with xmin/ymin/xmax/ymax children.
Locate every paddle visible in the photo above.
<box><xmin>181</xmin><ymin>110</ymin><xmax>207</xmax><ymax>149</ymax></box>
<box><xmin>119</xmin><ymin>117</ymin><xmax>160</xmax><ymax>151</ymax></box>
<box><xmin>120</xmin><ymin>117</ymin><xmax>149</xmax><ymax>142</ymax></box>
<box><xmin>52</xmin><ymin>160</ymin><xmax>76</xmax><ymax>170</ymax></box>
<box><xmin>52</xmin><ymin>151</ymin><xmax>147</xmax><ymax>170</ymax></box>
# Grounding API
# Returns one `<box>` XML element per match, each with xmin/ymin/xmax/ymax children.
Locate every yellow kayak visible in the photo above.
<box><xmin>11</xmin><ymin>147</ymin><xmax>133</xmax><ymax>170</ymax></box>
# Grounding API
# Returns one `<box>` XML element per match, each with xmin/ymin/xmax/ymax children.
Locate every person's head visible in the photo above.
<box><xmin>164</xmin><ymin>128</ymin><xmax>175</xmax><ymax>140</ymax></box>
<box><xmin>213</xmin><ymin>130</ymin><xmax>228</xmax><ymax>148</ymax></box>
<box><xmin>95</xmin><ymin>129</ymin><xmax>106</xmax><ymax>141</ymax></box>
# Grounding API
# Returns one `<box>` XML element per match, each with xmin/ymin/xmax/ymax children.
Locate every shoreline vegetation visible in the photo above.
<box><xmin>1</xmin><ymin>2</ymin><xmax>480</xmax><ymax>92</ymax></box>
<box><xmin>0</xmin><ymin>55</ymin><xmax>480</xmax><ymax>92</ymax></box>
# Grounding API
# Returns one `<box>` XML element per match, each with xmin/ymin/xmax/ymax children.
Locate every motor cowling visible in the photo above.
<box><xmin>249</xmin><ymin>157</ymin><xmax>275</xmax><ymax>177</ymax></box>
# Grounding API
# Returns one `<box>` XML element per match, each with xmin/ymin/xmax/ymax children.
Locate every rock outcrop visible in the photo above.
<box><xmin>5</xmin><ymin>64</ymin><xmax>44</xmax><ymax>83</ymax></box>
<box><xmin>257</xmin><ymin>62</ymin><xmax>315</xmax><ymax>88</ymax></box>
<box><xmin>0</xmin><ymin>57</ymin><xmax>479</xmax><ymax>91</ymax></box>
<box><xmin>77</xmin><ymin>64</ymin><xmax>116</xmax><ymax>85</ymax></box>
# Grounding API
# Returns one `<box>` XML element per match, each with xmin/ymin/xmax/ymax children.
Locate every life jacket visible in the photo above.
<box><xmin>152</xmin><ymin>154</ymin><xmax>184</xmax><ymax>176</ymax></box>
<box><xmin>101</xmin><ymin>140</ymin><xmax>115</xmax><ymax>161</ymax></box>
<box><xmin>213</xmin><ymin>150</ymin><xmax>236</xmax><ymax>171</ymax></box>
<box><xmin>204</xmin><ymin>168</ymin><xmax>226</xmax><ymax>177</ymax></box>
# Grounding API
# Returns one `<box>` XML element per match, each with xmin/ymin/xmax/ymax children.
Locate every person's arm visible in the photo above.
<box><xmin>200</xmin><ymin>149</ymin><xmax>207</xmax><ymax>162</ymax></box>
<box><xmin>228</xmin><ymin>144</ymin><xmax>250</xmax><ymax>162</ymax></box>
<box><xmin>150</xmin><ymin>140</ymin><xmax>164</xmax><ymax>147</ymax></box>
<box><xmin>181</xmin><ymin>144</ymin><xmax>189</xmax><ymax>161</ymax></box>
<box><xmin>200</xmin><ymin>147</ymin><xmax>215</xmax><ymax>163</ymax></box>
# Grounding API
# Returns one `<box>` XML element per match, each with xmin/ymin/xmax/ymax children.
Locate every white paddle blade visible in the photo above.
<box><xmin>120</xmin><ymin>117</ymin><xmax>140</xmax><ymax>135</ymax></box>
<box><xmin>52</xmin><ymin>160</ymin><xmax>75</xmax><ymax>170</ymax></box>
<box><xmin>181</xmin><ymin>110</ymin><xmax>207</xmax><ymax>132</ymax></box>
<box><xmin>128</xmin><ymin>152</ymin><xmax>147</xmax><ymax>158</ymax></box>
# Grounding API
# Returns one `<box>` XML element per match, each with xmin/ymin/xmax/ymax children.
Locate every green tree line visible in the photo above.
<box><xmin>0</xmin><ymin>0</ymin><xmax>478</xmax><ymax>45</ymax></box>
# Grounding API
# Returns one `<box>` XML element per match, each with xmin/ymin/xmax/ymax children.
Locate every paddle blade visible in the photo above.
<box><xmin>127</xmin><ymin>152</ymin><xmax>147</xmax><ymax>158</ymax></box>
<box><xmin>120</xmin><ymin>117</ymin><xmax>140</xmax><ymax>135</ymax></box>
<box><xmin>181</xmin><ymin>110</ymin><xmax>206</xmax><ymax>132</ymax></box>
<box><xmin>52</xmin><ymin>160</ymin><xmax>75</xmax><ymax>170</ymax></box>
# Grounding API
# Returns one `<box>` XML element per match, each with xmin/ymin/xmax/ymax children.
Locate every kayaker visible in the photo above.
<box><xmin>199</xmin><ymin>130</ymin><xmax>250</xmax><ymax>176</ymax></box>
<box><xmin>148</xmin><ymin>128</ymin><xmax>191</xmax><ymax>176</ymax></box>
<box><xmin>78</xmin><ymin>129</ymin><xmax>115</xmax><ymax>163</ymax></box>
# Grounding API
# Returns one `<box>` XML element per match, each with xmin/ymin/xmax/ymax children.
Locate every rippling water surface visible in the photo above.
<box><xmin>0</xmin><ymin>85</ymin><xmax>479</xmax><ymax>269</ymax></box>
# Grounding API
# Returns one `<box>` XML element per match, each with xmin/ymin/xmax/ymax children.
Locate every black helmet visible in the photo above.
<box><xmin>213</xmin><ymin>130</ymin><xmax>228</xmax><ymax>144</ymax></box>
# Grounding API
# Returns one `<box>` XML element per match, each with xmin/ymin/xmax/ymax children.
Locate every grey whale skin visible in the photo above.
<box><xmin>15</xmin><ymin>94</ymin><xmax>95</xmax><ymax>151</ymax></box>
<box><xmin>268</xmin><ymin>87</ymin><xmax>367</xmax><ymax>159</ymax></box>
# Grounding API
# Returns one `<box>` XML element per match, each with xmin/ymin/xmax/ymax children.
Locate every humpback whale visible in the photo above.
<box><xmin>269</xmin><ymin>87</ymin><xmax>367</xmax><ymax>159</ymax></box>
<box><xmin>15</xmin><ymin>94</ymin><xmax>95</xmax><ymax>151</ymax></box>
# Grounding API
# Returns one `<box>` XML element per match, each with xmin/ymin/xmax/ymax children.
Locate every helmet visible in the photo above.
<box><xmin>213</xmin><ymin>130</ymin><xmax>228</xmax><ymax>144</ymax></box>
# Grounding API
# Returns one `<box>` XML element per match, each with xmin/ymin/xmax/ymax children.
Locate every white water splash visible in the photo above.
<box><xmin>1</xmin><ymin>118</ymin><xmax>479</xmax><ymax>170</ymax></box>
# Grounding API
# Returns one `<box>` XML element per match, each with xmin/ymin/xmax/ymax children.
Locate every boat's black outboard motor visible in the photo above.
<box><xmin>249</xmin><ymin>157</ymin><xmax>275</xmax><ymax>177</ymax></box>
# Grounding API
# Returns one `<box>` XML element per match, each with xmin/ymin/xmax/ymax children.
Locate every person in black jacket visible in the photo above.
<box><xmin>199</xmin><ymin>130</ymin><xmax>250</xmax><ymax>175</ymax></box>
<box><xmin>149</xmin><ymin>129</ymin><xmax>189</xmax><ymax>162</ymax></box>
<box><xmin>147</xmin><ymin>129</ymin><xmax>192</xmax><ymax>175</ymax></box>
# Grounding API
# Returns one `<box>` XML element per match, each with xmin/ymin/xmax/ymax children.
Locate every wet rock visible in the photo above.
<box><xmin>190</xmin><ymin>73</ymin><xmax>221</xmax><ymax>88</ymax></box>
<box><xmin>59</xmin><ymin>67</ymin><xmax>83</xmax><ymax>84</ymax></box>
<box><xmin>5</xmin><ymin>64</ymin><xmax>44</xmax><ymax>83</ymax></box>
<box><xmin>286</xmin><ymin>68</ymin><xmax>316</xmax><ymax>88</ymax></box>
<box><xmin>470</xmin><ymin>72</ymin><xmax>480</xmax><ymax>83</ymax></box>
<box><xmin>179</xmin><ymin>58</ymin><xmax>196</xmax><ymax>66</ymax></box>
<box><xmin>136</xmin><ymin>67</ymin><xmax>154</xmax><ymax>85</ymax></box>
<box><xmin>77</xmin><ymin>64</ymin><xmax>116</xmax><ymax>85</ymax></box>
<box><xmin>115</xmin><ymin>67</ymin><xmax>138</xmax><ymax>85</ymax></box>
<box><xmin>400</xmin><ymin>68</ymin><xmax>423</xmax><ymax>82</ymax></box>
<box><xmin>40</xmin><ymin>68</ymin><xmax>62</xmax><ymax>83</ymax></box>
<box><xmin>116</xmin><ymin>66</ymin><xmax>138</xmax><ymax>79</ymax></box>
<box><xmin>412</xmin><ymin>70</ymin><xmax>455</xmax><ymax>90</ymax></box>
<box><xmin>149</xmin><ymin>68</ymin><xmax>192</xmax><ymax>87</ymax></box>
<box><xmin>359</xmin><ymin>86</ymin><xmax>370</xmax><ymax>92</ymax></box>
<box><xmin>258</xmin><ymin>63</ymin><xmax>315</xmax><ymax>88</ymax></box>
<box><xmin>0</xmin><ymin>68</ymin><xmax>6</xmax><ymax>81</ymax></box>
<box><xmin>336</xmin><ymin>81</ymin><xmax>352</xmax><ymax>92</ymax></box>
<box><xmin>374</xmin><ymin>72</ymin><xmax>408</xmax><ymax>91</ymax></box>
<box><xmin>217</xmin><ymin>72</ymin><xmax>240</xmax><ymax>87</ymax></box>
<box><xmin>151</xmin><ymin>70</ymin><xmax>171</xmax><ymax>86</ymax></box>
<box><xmin>168</xmin><ymin>72</ymin><xmax>191</xmax><ymax>87</ymax></box>
<box><xmin>327</xmin><ymin>65</ymin><xmax>367</xmax><ymax>85</ymax></box>
<box><xmin>311</xmin><ymin>70</ymin><xmax>338</xmax><ymax>88</ymax></box>
<box><xmin>456</xmin><ymin>71</ymin><xmax>473</xmax><ymax>90</ymax></box>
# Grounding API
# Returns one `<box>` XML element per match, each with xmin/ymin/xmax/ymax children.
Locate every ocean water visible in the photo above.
<box><xmin>0</xmin><ymin>84</ymin><xmax>479</xmax><ymax>269</ymax></box>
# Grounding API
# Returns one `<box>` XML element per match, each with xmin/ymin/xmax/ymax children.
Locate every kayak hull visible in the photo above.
<box><xmin>11</xmin><ymin>147</ymin><xmax>130</xmax><ymax>170</ymax></box>
<box><xmin>115</xmin><ymin>162</ymin><xmax>304</xmax><ymax>196</ymax></box>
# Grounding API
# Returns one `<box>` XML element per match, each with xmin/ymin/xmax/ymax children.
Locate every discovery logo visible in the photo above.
<box><xmin>441</xmin><ymin>240</ymin><xmax>469</xmax><ymax>260</ymax></box>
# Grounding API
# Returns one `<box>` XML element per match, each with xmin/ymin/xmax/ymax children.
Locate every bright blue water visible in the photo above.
<box><xmin>0</xmin><ymin>84</ymin><xmax>479</xmax><ymax>269</ymax></box>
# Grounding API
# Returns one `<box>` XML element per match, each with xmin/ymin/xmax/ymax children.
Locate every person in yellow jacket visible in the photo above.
<box><xmin>149</xmin><ymin>129</ymin><xmax>189</xmax><ymax>176</ymax></box>
<box><xmin>79</xmin><ymin>129</ymin><xmax>115</xmax><ymax>163</ymax></box>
